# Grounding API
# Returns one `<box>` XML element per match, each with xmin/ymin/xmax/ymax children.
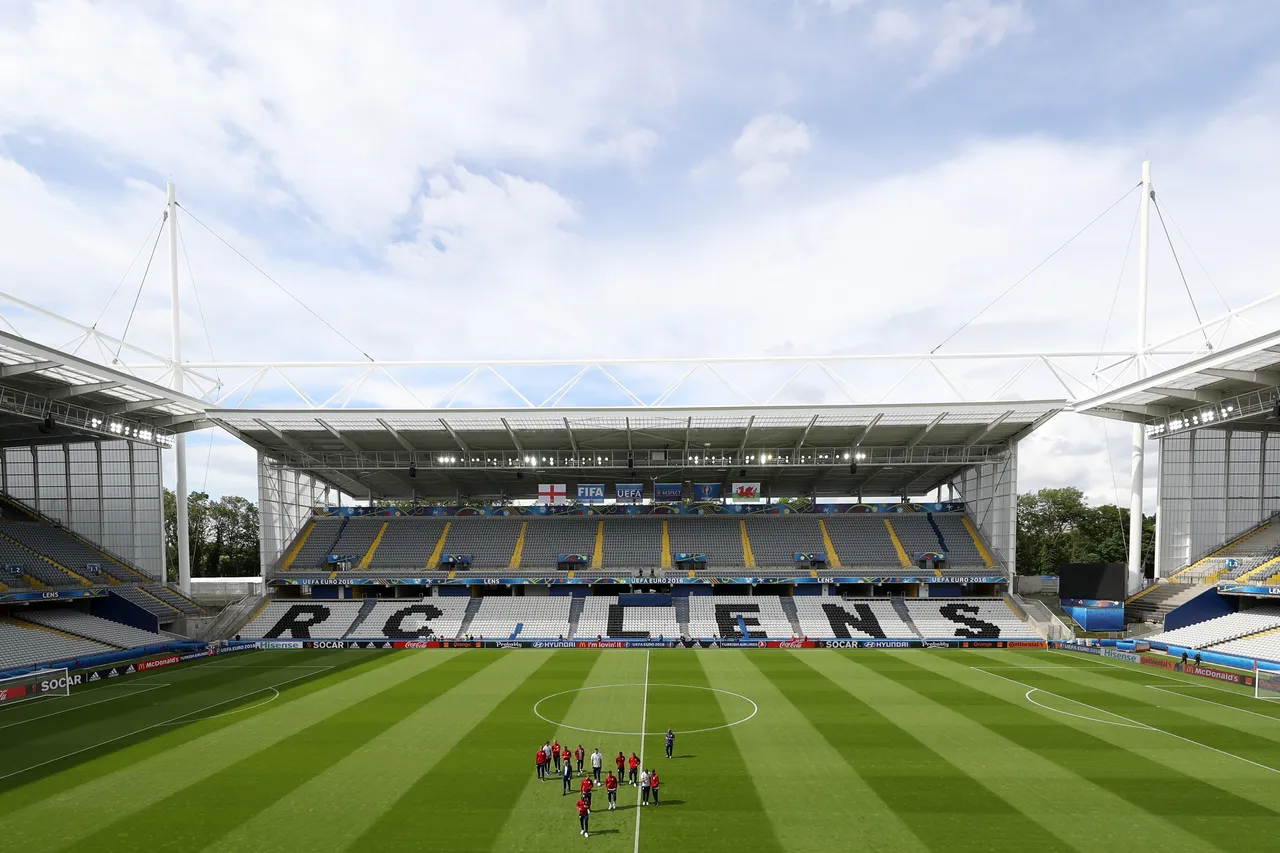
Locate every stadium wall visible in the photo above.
<box><xmin>1156</xmin><ymin>428</ymin><xmax>1280</xmax><ymax>577</ymax></box>
<box><xmin>1161</xmin><ymin>586</ymin><xmax>1235</xmax><ymax>631</ymax></box>
<box><xmin>1</xmin><ymin>440</ymin><xmax>164</xmax><ymax>579</ymax></box>
<box><xmin>949</xmin><ymin>443</ymin><xmax>1017</xmax><ymax>569</ymax></box>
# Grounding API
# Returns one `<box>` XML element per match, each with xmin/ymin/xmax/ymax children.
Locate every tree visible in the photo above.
<box><xmin>164</xmin><ymin>489</ymin><xmax>260</xmax><ymax>580</ymax></box>
<box><xmin>1015</xmin><ymin>487</ymin><xmax>1154</xmax><ymax>576</ymax></box>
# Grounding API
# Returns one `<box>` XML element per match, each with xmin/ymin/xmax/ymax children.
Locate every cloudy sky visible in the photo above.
<box><xmin>2</xmin><ymin>0</ymin><xmax>1280</xmax><ymax>506</ymax></box>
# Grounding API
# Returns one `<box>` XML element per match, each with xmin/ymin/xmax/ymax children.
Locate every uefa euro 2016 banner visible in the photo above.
<box><xmin>693</xmin><ymin>483</ymin><xmax>721</xmax><ymax>501</ymax></box>
<box><xmin>313</xmin><ymin>500</ymin><xmax>968</xmax><ymax>518</ymax></box>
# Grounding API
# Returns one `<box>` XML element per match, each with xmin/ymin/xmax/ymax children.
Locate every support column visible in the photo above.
<box><xmin>1127</xmin><ymin>161</ymin><xmax>1152</xmax><ymax>594</ymax></box>
<box><xmin>168</xmin><ymin>182</ymin><xmax>192</xmax><ymax>594</ymax></box>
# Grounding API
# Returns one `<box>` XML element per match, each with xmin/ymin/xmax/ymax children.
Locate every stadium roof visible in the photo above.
<box><xmin>1070</xmin><ymin>327</ymin><xmax>1280</xmax><ymax>438</ymax></box>
<box><xmin>208</xmin><ymin>401</ymin><xmax>1061</xmax><ymax>501</ymax></box>
<box><xmin>0</xmin><ymin>330</ymin><xmax>209</xmax><ymax>449</ymax></box>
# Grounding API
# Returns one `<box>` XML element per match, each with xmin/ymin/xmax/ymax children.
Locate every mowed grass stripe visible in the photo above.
<box><xmin>72</xmin><ymin>651</ymin><xmax>500</xmax><ymax>852</ymax></box>
<box><xmin>488</xmin><ymin>650</ymin><xmax>647</xmax><ymax>852</ymax></box>
<box><xmin>0</xmin><ymin>649</ymin><xmax>455</xmax><ymax>850</ymax></box>
<box><xmin>1023</xmin><ymin>649</ymin><xmax>1280</xmax><ymax>726</ymax></box>
<box><xmin>846</xmin><ymin>651</ymin><xmax>1212</xmax><ymax>853</ymax></box>
<box><xmin>0</xmin><ymin>648</ymin><xmax>378</xmax><ymax>799</ymax></box>
<box><xmin>204</xmin><ymin>649</ymin><xmax>556</xmax><ymax>853</ymax></box>
<box><xmin>772</xmin><ymin>651</ymin><xmax>1074</xmax><ymax>853</ymax></box>
<box><xmin>700</xmin><ymin>650</ymin><xmax>927</xmax><ymax>853</ymax></box>
<box><xmin>637</xmin><ymin>651</ymin><xmax>785</xmax><ymax>853</ymax></box>
<box><xmin>902</xmin><ymin>650</ymin><xmax>1276</xmax><ymax>851</ymax></box>
<box><xmin>960</xmin><ymin>650</ymin><xmax>1280</xmax><ymax>795</ymax></box>
<box><xmin>348</xmin><ymin>650</ymin><xmax>604</xmax><ymax>853</ymax></box>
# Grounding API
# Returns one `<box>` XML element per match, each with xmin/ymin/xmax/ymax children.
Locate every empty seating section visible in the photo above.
<box><xmin>794</xmin><ymin>597</ymin><xmax>916</xmax><ymax>638</ymax></box>
<box><xmin>0</xmin><ymin>619</ymin><xmax>115</xmax><ymax>670</ymax></box>
<box><xmin>932</xmin><ymin>515</ymin><xmax>986</xmax><ymax>566</ymax></box>
<box><xmin>886</xmin><ymin>515</ymin><xmax>943</xmax><ymax>556</ymax></box>
<box><xmin>0</xmin><ymin>523</ymin><xmax>143</xmax><ymax>583</ymax></box>
<box><xmin>111</xmin><ymin>585</ymin><xmax>182</xmax><ymax>620</ymax></box>
<box><xmin>288</xmin><ymin>518</ymin><xmax>344</xmax><ymax>568</ymax></box>
<box><xmin>1148</xmin><ymin>607</ymin><xmax>1280</xmax><ymax>649</ymax></box>
<box><xmin>353</xmin><ymin>599</ymin><xmax>470</xmax><ymax>639</ymax></box>
<box><xmin>440</xmin><ymin>519</ymin><xmax>522</xmax><ymax>568</ymax></box>
<box><xmin>905</xmin><ymin>599</ymin><xmax>1036</xmax><ymax>640</ymax></box>
<box><xmin>0</xmin><ymin>534</ymin><xmax>84</xmax><ymax>587</ymax></box>
<box><xmin>667</xmin><ymin>518</ymin><xmax>743</xmax><ymax>567</ymax></box>
<box><xmin>18</xmin><ymin>610</ymin><xmax>163</xmax><ymax>648</ymax></box>
<box><xmin>575</xmin><ymin>597</ymin><xmax>680</xmax><ymax>638</ymax></box>
<box><xmin>1208</xmin><ymin>631</ymin><xmax>1280</xmax><ymax>664</ymax></box>
<box><xmin>820</xmin><ymin>517</ymin><xmax>899</xmax><ymax>567</ymax></box>
<box><xmin>369</xmin><ymin>519</ymin><xmax>448</xmax><ymax>569</ymax></box>
<box><xmin>468</xmin><ymin>597</ymin><xmax>573</xmax><ymax>639</ymax></box>
<box><xmin>743</xmin><ymin>517</ymin><xmax>825</xmax><ymax>567</ymax></box>
<box><xmin>327</xmin><ymin>519</ymin><xmax>384</xmax><ymax>564</ymax></box>
<box><xmin>142</xmin><ymin>584</ymin><xmax>205</xmax><ymax>615</ymax></box>
<box><xmin>240</xmin><ymin>600</ymin><xmax>365</xmax><ymax>639</ymax></box>
<box><xmin>602</xmin><ymin>519</ymin><xmax>661</xmax><ymax>569</ymax></box>
<box><xmin>521</xmin><ymin>519</ymin><xmax>597</xmax><ymax>568</ymax></box>
<box><xmin>687</xmin><ymin>596</ymin><xmax>793</xmax><ymax>638</ymax></box>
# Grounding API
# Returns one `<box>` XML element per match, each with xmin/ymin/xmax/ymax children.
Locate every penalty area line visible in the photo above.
<box><xmin>0</xmin><ymin>666</ymin><xmax>332</xmax><ymax>783</ymax></box>
<box><xmin>976</xmin><ymin>667</ymin><xmax>1280</xmax><ymax>776</ymax></box>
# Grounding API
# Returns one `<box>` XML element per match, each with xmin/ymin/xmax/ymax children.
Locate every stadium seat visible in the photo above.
<box><xmin>17</xmin><ymin>609</ymin><xmax>164</xmax><ymax>649</ymax></box>
<box><xmin>904</xmin><ymin>598</ymin><xmax>1038</xmax><ymax>640</ymax></box>
<box><xmin>467</xmin><ymin>597</ymin><xmax>573</xmax><ymax>639</ymax></box>
<box><xmin>575</xmin><ymin>597</ymin><xmax>679</xmax><ymax>639</ymax></box>
<box><xmin>240</xmin><ymin>600</ymin><xmax>365</xmax><ymax>639</ymax></box>
<box><xmin>1147</xmin><ymin>607</ymin><xmax>1280</xmax><ymax>649</ymax></box>
<box><xmin>686</xmin><ymin>596</ymin><xmax>793</xmax><ymax>638</ymax></box>
<box><xmin>793</xmin><ymin>597</ymin><xmax>916</xmax><ymax>639</ymax></box>
<box><xmin>0</xmin><ymin>619</ymin><xmax>115</xmax><ymax>670</ymax></box>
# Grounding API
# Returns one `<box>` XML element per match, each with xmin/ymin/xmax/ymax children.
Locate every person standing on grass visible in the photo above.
<box><xmin>562</xmin><ymin>743</ymin><xmax>572</xmax><ymax>771</ymax></box>
<box><xmin>537</xmin><ymin>747</ymin><xmax>547</xmax><ymax>781</ymax></box>
<box><xmin>580</xmin><ymin>774</ymin><xmax>594</xmax><ymax>809</ymax></box>
<box><xmin>605</xmin><ymin>771</ymin><xmax>618</xmax><ymax>810</ymax></box>
<box><xmin>650</xmin><ymin>770</ymin><xmax>659</xmax><ymax>805</ymax></box>
<box><xmin>628</xmin><ymin>752</ymin><xmax>640</xmax><ymax>786</ymax></box>
<box><xmin>639</xmin><ymin>769</ymin><xmax>651</xmax><ymax>805</ymax></box>
<box><xmin>616</xmin><ymin>751</ymin><xmax>626</xmax><ymax>780</ymax></box>
<box><xmin>577</xmin><ymin>796</ymin><xmax>591</xmax><ymax>838</ymax></box>
<box><xmin>665</xmin><ymin>728</ymin><xmax>675</xmax><ymax>759</ymax></box>
<box><xmin>562</xmin><ymin>756</ymin><xmax>574</xmax><ymax>795</ymax></box>
<box><xmin>575</xmin><ymin>744</ymin><xmax>585</xmax><ymax>773</ymax></box>
<box><xmin>591</xmin><ymin>748</ymin><xmax>603</xmax><ymax>783</ymax></box>
<box><xmin>552</xmin><ymin>739</ymin><xmax>562</xmax><ymax>772</ymax></box>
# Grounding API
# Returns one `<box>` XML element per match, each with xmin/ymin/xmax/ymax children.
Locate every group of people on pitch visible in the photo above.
<box><xmin>535</xmin><ymin>729</ymin><xmax>676</xmax><ymax>838</ymax></box>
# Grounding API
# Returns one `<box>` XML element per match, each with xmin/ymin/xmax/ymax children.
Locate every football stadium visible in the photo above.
<box><xmin>4</xmin><ymin>8</ymin><xmax>1280</xmax><ymax>851</ymax></box>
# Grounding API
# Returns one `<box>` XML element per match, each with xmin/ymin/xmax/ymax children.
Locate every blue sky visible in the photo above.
<box><xmin>2</xmin><ymin>0</ymin><xmax>1280</xmax><ymax>503</ymax></box>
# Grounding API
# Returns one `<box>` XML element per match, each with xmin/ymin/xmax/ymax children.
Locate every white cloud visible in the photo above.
<box><xmin>730</xmin><ymin>113</ymin><xmax>811</xmax><ymax>189</ymax></box>
<box><xmin>868</xmin><ymin>0</ymin><xmax>1031</xmax><ymax>80</ymax></box>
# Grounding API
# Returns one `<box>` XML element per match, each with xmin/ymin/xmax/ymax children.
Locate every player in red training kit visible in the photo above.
<box><xmin>604</xmin><ymin>771</ymin><xmax>618</xmax><ymax>810</ymax></box>
<box><xmin>580</xmin><ymin>775</ymin><xmax>594</xmax><ymax>808</ymax></box>
<box><xmin>628</xmin><ymin>753</ymin><xmax>640</xmax><ymax>786</ymax></box>
<box><xmin>576</xmin><ymin>797</ymin><xmax>590</xmax><ymax>837</ymax></box>
<box><xmin>561</xmin><ymin>744</ymin><xmax>572</xmax><ymax>771</ymax></box>
<box><xmin>536</xmin><ymin>748</ymin><xmax>546</xmax><ymax>781</ymax></box>
<box><xmin>650</xmin><ymin>770</ymin><xmax>660</xmax><ymax>805</ymax></box>
<box><xmin>615</xmin><ymin>751</ymin><xmax>625</xmax><ymax>779</ymax></box>
<box><xmin>575</xmin><ymin>744</ymin><xmax>585</xmax><ymax>773</ymax></box>
<box><xmin>552</xmin><ymin>740</ymin><xmax>561</xmax><ymax>772</ymax></box>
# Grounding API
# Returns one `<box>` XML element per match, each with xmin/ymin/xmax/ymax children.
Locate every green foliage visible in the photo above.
<box><xmin>163</xmin><ymin>489</ymin><xmax>260</xmax><ymax>580</ymax></box>
<box><xmin>1015</xmin><ymin>487</ymin><xmax>1154</xmax><ymax>576</ymax></box>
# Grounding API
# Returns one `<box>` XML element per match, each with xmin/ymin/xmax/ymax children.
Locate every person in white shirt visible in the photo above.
<box><xmin>639</xmin><ymin>769</ymin><xmax>651</xmax><ymax>806</ymax></box>
<box><xmin>590</xmin><ymin>749</ymin><xmax>603</xmax><ymax>783</ymax></box>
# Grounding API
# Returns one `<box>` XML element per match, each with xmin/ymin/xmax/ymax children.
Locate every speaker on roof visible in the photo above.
<box><xmin>849</xmin><ymin>462</ymin><xmax>858</xmax><ymax>475</ymax></box>
<box><xmin>408</xmin><ymin>464</ymin><xmax>416</xmax><ymax>479</ymax></box>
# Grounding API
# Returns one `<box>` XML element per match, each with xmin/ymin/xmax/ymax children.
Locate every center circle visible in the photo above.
<box><xmin>533</xmin><ymin>683</ymin><xmax>758</xmax><ymax>736</ymax></box>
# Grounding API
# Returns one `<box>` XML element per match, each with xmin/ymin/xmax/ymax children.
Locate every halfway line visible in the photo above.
<box><xmin>634</xmin><ymin>649</ymin><xmax>650</xmax><ymax>853</ymax></box>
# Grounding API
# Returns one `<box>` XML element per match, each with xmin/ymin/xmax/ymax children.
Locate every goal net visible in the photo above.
<box><xmin>1257</xmin><ymin>668</ymin><xmax>1280</xmax><ymax>702</ymax></box>
<box><xmin>0</xmin><ymin>667</ymin><xmax>72</xmax><ymax>706</ymax></box>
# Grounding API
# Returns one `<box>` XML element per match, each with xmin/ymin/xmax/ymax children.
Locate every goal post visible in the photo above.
<box><xmin>1257</xmin><ymin>667</ymin><xmax>1280</xmax><ymax>702</ymax></box>
<box><xmin>0</xmin><ymin>667</ymin><xmax>72</xmax><ymax>706</ymax></box>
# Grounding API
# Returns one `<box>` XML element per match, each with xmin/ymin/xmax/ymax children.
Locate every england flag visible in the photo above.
<box><xmin>538</xmin><ymin>483</ymin><xmax>567</xmax><ymax>505</ymax></box>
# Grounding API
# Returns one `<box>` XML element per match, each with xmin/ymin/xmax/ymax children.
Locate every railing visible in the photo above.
<box><xmin>1011</xmin><ymin>593</ymin><xmax>1074</xmax><ymax>642</ymax></box>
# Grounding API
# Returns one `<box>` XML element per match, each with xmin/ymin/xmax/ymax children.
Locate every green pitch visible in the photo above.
<box><xmin>0</xmin><ymin>648</ymin><xmax>1278</xmax><ymax>852</ymax></box>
